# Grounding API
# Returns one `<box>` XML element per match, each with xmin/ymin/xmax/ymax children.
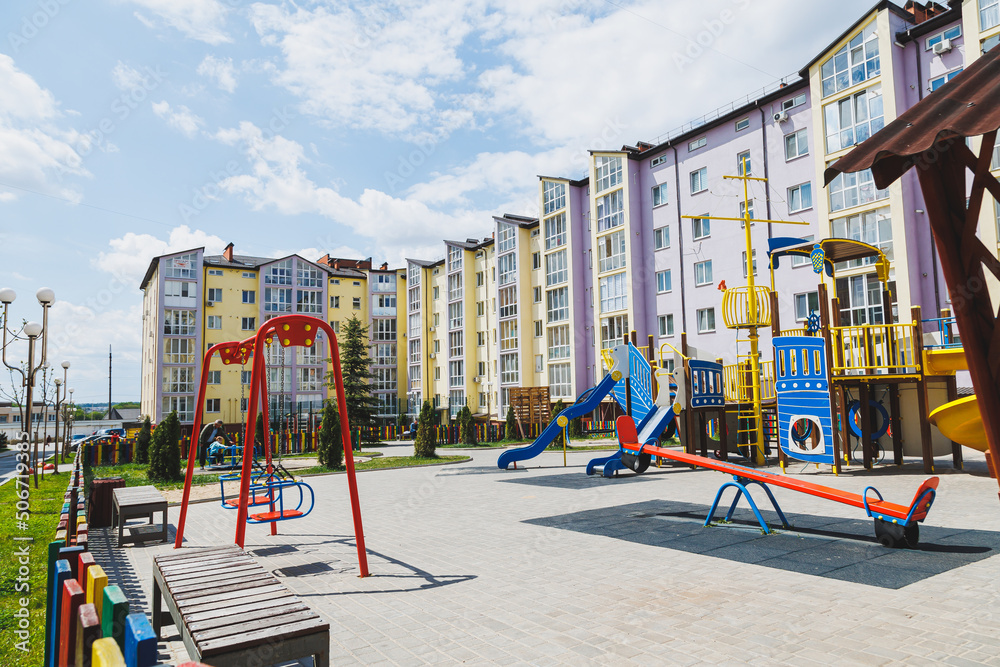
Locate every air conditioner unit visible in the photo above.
<box><xmin>773</xmin><ymin>111</ymin><xmax>789</xmax><ymax>123</ymax></box>
<box><xmin>429</xmin><ymin>352</ymin><xmax>436</xmax><ymax>359</ymax></box>
<box><xmin>932</xmin><ymin>38</ymin><xmax>953</xmax><ymax>55</ymax></box>
<box><xmin>206</xmin><ymin>301</ymin><xmax>215</xmax><ymax>307</ymax></box>
<box><xmin>428</xmin><ymin>325</ymin><xmax>436</xmax><ymax>332</ymax></box>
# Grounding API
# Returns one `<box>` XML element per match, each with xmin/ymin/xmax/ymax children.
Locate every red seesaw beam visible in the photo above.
<box><xmin>617</xmin><ymin>417</ymin><xmax>937</xmax><ymax>523</ymax></box>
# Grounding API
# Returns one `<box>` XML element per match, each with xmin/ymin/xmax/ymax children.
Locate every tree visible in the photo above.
<box><xmin>505</xmin><ymin>405</ymin><xmax>516</xmax><ymax>441</ymax></box>
<box><xmin>414</xmin><ymin>400</ymin><xmax>437</xmax><ymax>458</ymax></box>
<box><xmin>459</xmin><ymin>405</ymin><xmax>477</xmax><ymax>446</ymax></box>
<box><xmin>569</xmin><ymin>410</ymin><xmax>583</xmax><ymax>438</ymax></box>
<box><xmin>317</xmin><ymin>400</ymin><xmax>344</xmax><ymax>469</ymax></box>
<box><xmin>550</xmin><ymin>400</ymin><xmax>566</xmax><ymax>448</ymax></box>
<box><xmin>147</xmin><ymin>411</ymin><xmax>182</xmax><ymax>482</ymax></box>
<box><xmin>134</xmin><ymin>417</ymin><xmax>152</xmax><ymax>464</ymax></box>
<box><xmin>254</xmin><ymin>412</ymin><xmax>266</xmax><ymax>458</ymax></box>
<box><xmin>328</xmin><ymin>315</ymin><xmax>378</xmax><ymax>445</ymax></box>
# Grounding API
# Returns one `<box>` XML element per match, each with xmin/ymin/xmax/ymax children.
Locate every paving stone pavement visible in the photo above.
<box><xmin>119</xmin><ymin>446</ymin><xmax>1000</xmax><ymax>665</ymax></box>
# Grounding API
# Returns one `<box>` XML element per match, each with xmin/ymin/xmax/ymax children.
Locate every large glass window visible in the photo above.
<box><xmin>692</xmin><ymin>216</ymin><xmax>710</xmax><ymax>239</ymax></box>
<box><xmin>695</xmin><ymin>260</ymin><xmax>713</xmax><ymax>286</ymax></box>
<box><xmin>658</xmin><ymin>314</ymin><xmax>674</xmax><ymax>338</ymax></box>
<box><xmin>654</xmin><ymin>226</ymin><xmax>669</xmax><ymax>250</ymax></box>
<box><xmin>375</xmin><ymin>367</ymin><xmax>397</xmax><ymax>392</ymax></box>
<box><xmin>164</xmin><ymin>280</ymin><xmax>196</xmax><ymax>299</ymax></box>
<box><xmin>596</xmin><ymin>190</ymin><xmax>624</xmax><ymax>232</ymax></box>
<box><xmin>449</xmin><ymin>331</ymin><xmax>463</xmax><ymax>357</ymax></box>
<box><xmin>408</xmin><ymin>262</ymin><xmax>420</xmax><ymax>285</ymax></box>
<box><xmin>788</xmin><ymin>183</ymin><xmax>813</xmax><ymax>212</ymax></box>
<box><xmin>448</xmin><ymin>245</ymin><xmax>463</xmax><ymax>272</ymax></box>
<box><xmin>448</xmin><ymin>302</ymin><xmax>463</xmax><ymax>329</ymax></box>
<box><xmin>929</xmin><ymin>68</ymin><xmax>963</xmax><ymax>91</ymax></box>
<box><xmin>820</xmin><ymin>22</ymin><xmax>879</xmax><ymax>97</ymax></box>
<box><xmin>600</xmin><ymin>315</ymin><xmax>628</xmax><ymax>350</ymax></box>
<box><xmin>597</xmin><ymin>231</ymin><xmax>626</xmax><ymax>273</ymax></box>
<box><xmin>449</xmin><ymin>360</ymin><xmax>464</xmax><ymax>388</ymax></box>
<box><xmin>594</xmin><ymin>155</ymin><xmax>622</xmax><ymax>193</ymax></box>
<box><xmin>690</xmin><ymin>167</ymin><xmax>708</xmax><ymax>194</ymax></box>
<box><xmin>832</xmin><ymin>207</ymin><xmax>893</xmax><ymax>265</ymax></box>
<box><xmin>296</xmin><ymin>290</ymin><xmax>322</xmax><ymax>314</ymax></box>
<box><xmin>165</xmin><ymin>253</ymin><xmax>197</xmax><ymax>279</ymax></box>
<box><xmin>652</xmin><ymin>183</ymin><xmax>668</xmax><ymax>207</ymax></box>
<box><xmin>785</xmin><ymin>129</ymin><xmax>808</xmax><ymax>160</ymax></box>
<box><xmin>409</xmin><ymin>339</ymin><xmax>421</xmax><ymax>364</ymax></box>
<box><xmin>162</xmin><ymin>367</ymin><xmax>195</xmax><ymax>393</ymax></box>
<box><xmin>795</xmin><ymin>292</ymin><xmax>820</xmax><ymax>322</ymax></box>
<box><xmin>697</xmin><ymin>308</ymin><xmax>716</xmax><ymax>333</ymax></box>
<box><xmin>545</xmin><ymin>250</ymin><xmax>568</xmax><ymax>286</ymax></box>
<box><xmin>264</xmin><ymin>287</ymin><xmax>292</xmax><ymax>313</ymax></box>
<box><xmin>828</xmin><ymin>168</ymin><xmax>888</xmax><ymax>212</ymax></box>
<box><xmin>163</xmin><ymin>310</ymin><xmax>196</xmax><ymax>335</ymax></box>
<box><xmin>162</xmin><ymin>396</ymin><xmax>194</xmax><ymax>422</ymax></box>
<box><xmin>448</xmin><ymin>273</ymin><xmax>462</xmax><ymax>301</ymax></box>
<box><xmin>499</xmin><ymin>286</ymin><xmax>517</xmax><ymax>319</ymax></box>
<box><xmin>547</xmin><ymin>325</ymin><xmax>570</xmax><ymax>360</ymax></box>
<box><xmin>656</xmin><ymin>270</ymin><xmax>672</xmax><ymax>293</ymax></box>
<box><xmin>546</xmin><ymin>287</ymin><xmax>568</xmax><ymax>323</ymax></box>
<box><xmin>500</xmin><ymin>320</ymin><xmax>518</xmax><ymax>351</ymax></box>
<box><xmin>264</xmin><ymin>259</ymin><xmax>293</xmax><ymax>285</ymax></box>
<box><xmin>543</xmin><ymin>181</ymin><xmax>567</xmax><ymax>215</ymax></box>
<box><xmin>373</xmin><ymin>319</ymin><xmax>396</xmax><ymax>341</ymax></box>
<box><xmin>544</xmin><ymin>213</ymin><xmax>567</xmax><ymax>250</ymax></box>
<box><xmin>498</xmin><ymin>253</ymin><xmax>517</xmax><ymax>285</ymax></box>
<box><xmin>599</xmin><ymin>273</ymin><xmax>628</xmax><ymax>313</ymax></box>
<box><xmin>836</xmin><ymin>273</ymin><xmax>886</xmax><ymax>325</ymax></box>
<box><xmin>548</xmin><ymin>363</ymin><xmax>571</xmax><ymax>398</ymax></box>
<box><xmin>163</xmin><ymin>338</ymin><xmax>196</xmax><ymax>364</ymax></box>
<box><xmin>297</xmin><ymin>265</ymin><xmax>322</xmax><ymax>287</ymax></box>
<box><xmin>982</xmin><ymin>0</ymin><xmax>1000</xmax><ymax>31</ymax></box>
<box><xmin>824</xmin><ymin>85</ymin><xmax>884</xmax><ymax>153</ymax></box>
<box><xmin>297</xmin><ymin>367</ymin><xmax>322</xmax><ymax>392</ymax></box>
<box><xmin>497</xmin><ymin>223</ymin><xmax>516</xmax><ymax>253</ymax></box>
<box><xmin>500</xmin><ymin>354</ymin><xmax>519</xmax><ymax>384</ymax></box>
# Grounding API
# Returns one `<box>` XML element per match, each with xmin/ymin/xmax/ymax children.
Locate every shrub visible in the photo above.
<box><xmin>148</xmin><ymin>410</ymin><xmax>182</xmax><ymax>482</ymax></box>
<box><xmin>459</xmin><ymin>405</ymin><xmax>477</xmax><ymax>446</ymax></box>
<box><xmin>414</xmin><ymin>400</ymin><xmax>437</xmax><ymax>458</ymax></box>
<box><xmin>550</xmin><ymin>400</ymin><xmax>566</xmax><ymax>448</ymax></box>
<box><xmin>317</xmin><ymin>400</ymin><xmax>343</xmax><ymax>470</ymax></box>
<box><xmin>505</xmin><ymin>405</ymin><xmax>516</xmax><ymax>441</ymax></box>
<box><xmin>134</xmin><ymin>417</ymin><xmax>152</xmax><ymax>464</ymax></box>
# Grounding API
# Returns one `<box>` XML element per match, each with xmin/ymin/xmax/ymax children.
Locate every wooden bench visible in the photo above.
<box><xmin>151</xmin><ymin>545</ymin><xmax>329</xmax><ymax>667</ymax></box>
<box><xmin>112</xmin><ymin>486</ymin><xmax>169</xmax><ymax>546</ymax></box>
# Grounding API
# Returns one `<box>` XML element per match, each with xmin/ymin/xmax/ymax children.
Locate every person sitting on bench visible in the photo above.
<box><xmin>208</xmin><ymin>435</ymin><xmax>231</xmax><ymax>466</ymax></box>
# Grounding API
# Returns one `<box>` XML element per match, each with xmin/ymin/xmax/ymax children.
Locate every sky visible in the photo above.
<box><xmin>0</xmin><ymin>0</ymin><xmax>882</xmax><ymax>406</ymax></box>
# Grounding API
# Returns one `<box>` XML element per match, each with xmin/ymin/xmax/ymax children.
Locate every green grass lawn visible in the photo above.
<box><xmin>0</xmin><ymin>470</ymin><xmax>67</xmax><ymax>666</ymax></box>
<box><xmin>297</xmin><ymin>455</ymin><xmax>468</xmax><ymax>475</ymax></box>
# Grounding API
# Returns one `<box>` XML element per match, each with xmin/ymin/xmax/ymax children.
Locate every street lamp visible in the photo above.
<box><xmin>67</xmin><ymin>388</ymin><xmax>75</xmax><ymax>453</ymax></box>
<box><xmin>53</xmin><ymin>361</ymin><xmax>70</xmax><ymax>464</ymax></box>
<box><xmin>1</xmin><ymin>287</ymin><xmax>56</xmax><ymax>488</ymax></box>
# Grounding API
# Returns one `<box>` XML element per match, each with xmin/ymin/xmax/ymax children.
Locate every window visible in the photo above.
<box><xmin>594</xmin><ymin>155</ymin><xmax>623</xmax><ymax>192</ymax></box>
<box><xmin>298</xmin><ymin>342</ymin><xmax>322</xmax><ymax>366</ymax></box>
<box><xmin>656</xmin><ymin>270</ymin><xmax>671</xmax><ymax>293</ymax></box>
<box><xmin>164</xmin><ymin>280</ymin><xmax>196</xmax><ymax>299</ymax></box>
<box><xmin>500</xmin><ymin>354</ymin><xmax>519</xmax><ymax>384</ymax></box>
<box><xmin>241</xmin><ymin>317</ymin><xmax>255</xmax><ymax>330</ymax></box>
<box><xmin>543</xmin><ymin>180</ymin><xmax>567</xmax><ymax>214</ymax></box>
<box><xmin>448</xmin><ymin>331</ymin><xmax>464</xmax><ymax>357</ymax></box>
<box><xmin>534</xmin><ymin>320</ymin><xmax>543</xmax><ymax>337</ymax></box>
<box><xmin>377</xmin><ymin>294</ymin><xmax>396</xmax><ymax>310</ymax></box>
<box><xmin>982</xmin><ymin>0</ymin><xmax>999</xmax><ymax>31</ymax></box>
<box><xmin>331</xmin><ymin>279</ymin><xmax>341</xmax><ymax>285</ymax></box>
<box><xmin>434</xmin><ymin>367</ymin><xmax>441</xmax><ymax>381</ymax></box>
<box><xmin>740</xmin><ymin>200</ymin><xmax>755</xmax><ymax>226</ymax></box>
<box><xmin>477</xmin><ymin>331</ymin><xmax>485</xmax><ymax>347</ymax></box>
<box><xmin>984</xmin><ymin>33</ymin><xmax>1000</xmax><ymax>53</ymax></box>
<box><xmin>374</xmin><ymin>367</ymin><xmax>397</xmax><ymax>392</ymax></box>
<box><xmin>242</xmin><ymin>370</ymin><xmax>252</xmax><ymax>385</ymax></box>
<box><xmin>929</xmin><ymin>68</ymin><xmax>963</xmax><ymax>92</ymax></box>
<box><xmin>532</xmin><ymin>252</ymin><xmax>541</xmax><ymax>270</ymax></box>
<box><xmin>499</xmin><ymin>286</ymin><xmax>517</xmax><ymax>319</ymax></box>
<box><xmin>373</xmin><ymin>319</ymin><xmax>396</xmax><ymax>341</ymax></box>
<box><xmin>549</xmin><ymin>364</ymin><xmax>571</xmax><ymax>398</ymax></box>
<box><xmin>692</xmin><ymin>216</ymin><xmax>710</xmax><ymax>240</ymax></box>
<box><xmin>352</xmin><ymin>297</ymin><xmax>361</xmax><ymax>310</ymax></box>
<box><xmin>788</xmin><ymin>183</ymin><xmax>813</xmax><ymax>212</ymax></box>
<box><xmin>547</xmin><ymin>287</ymin><xmax>569</xmax><ymax>323</ymax></box>
<box><xmin>652</xmin><ymin>183</ymin><xmax>668</xmax><ymax>207</ymax></box>
<box><xmin>548</xmin><ymin>325</ymin><xmax>570</xmax><ymax>360</ymax></box>
<box><xmin>820</xmin><ymin>22</ymin><xmax>879</xmax><ymax>97</ymax></box>
<box><xmin>298</xmin><ymin>367</ymin><xmax>322</xmax><ymax>392</ymax></box>
<box><xmin>533</xmin><ymin>287</ymin><xmax>542</xmax><ymax>303</ymax></box>
<box><xmin>434</xmin><ymin>339</ymin><xmax>440</xmax><ymax>354</ymax></box>
<box><xmin>782</xmin><ymin>93</ymin><xmax>807</xmax><ymax>111</ymax></box>
<box><xmin>207</xmin><ymin>287</ymin><xmax>222</xmax><ymax>302</ymax></box>
<box><xmin>497</xmin><ymin>223</ymin><xmax>516</xmax><ymax>252</ymax></box>
<box><xmin>206</xmin><ymin>398</ymin><xmax>220</xmax><ymax>412</ymax></box>
<box><xmin>297</xmin><ymin>290</ymin><xmax>322</xmax><ymax>314</ymax></box>
<box><xmin>653</xmin><ymin>226</ymin><xmax>669</xmax><ymax>250</ymax></box>
<box><xmin>658</xmin><ymin>314</ymin><xmax>675</xmax><ymax>338</ymax></box>
<box><xmin>742</xmin><ymin>250</ymin><xmax>758</xmax><ymax>278</ymax></box>
<box><xmin>596</xmin><ymin>190</ymin><xmax>624</xmax><ymax>231</ymax></box>
<box><xmin>498</xmin><ymin>253</ymin><xmax>517</xmax><ymax>285</ymax></box>
<box><xmin>534</xmin><ymin>354</ymin><xmax>544</xmax><ymax>373</ymax></box>
<box><xmin>448</xmin><ymin>245</ymin><xmax>463</xmax><ymax>272</ymax></box>
<box><xmin>164</xmin><ymin>338</ymin><xmax>197</xmax><ymax>364</ymax></box>
<box><xmin>330</xmin><ymin>295</ymin><xmax>340</xmax><ymax>308</ymax></box>
<box><xmin>409</xmin><ymin>340</ymin><xmax>421</xmax><ymax>364</ymax></box>
<box><xmin>264</xmin><ymin>259</ymin><xmax>293</xmax><ymax>285</ymax></box>
<box><xmin>434</xmin><ymin>313</ymin><xmax>440</xmax><ymax>327</ymax></box>
<box><xmin>824</xmin><ymin>84</ymin><xmax>884</xmax><ymax>153</ymax></box>
<box><xmin>353</xmin><ymin>281</ymin><xmax>361</xmax><ymax>286</ymax></box>
<box><xmin>737</xmin><ymin>151</ymin><xmax>751</xmax><ymax>176</ymax></box>
<box><xmin>297</xmin><ymin>265</ymin><xmax>322</xmax><ymax>288</ymax></box>
<box><xmin>697</xmin><ymin>308</ymin><xmax>716</xmax><ymax>333</ymax></box>
<box><xmin>433</xmin><ymin>286</ymin><xmax>440</xmax><ymax>300</ymax></box>
<box><xmin>651</xmin><ymin>155</ymin><xmax>668</xmax><ymax>168</ymax></box>
<box><xmin>264</xmin><ymin>287</ymin><xmax>292</xmax><ymax>313</ymax></box>
<box><xmin>448</xmin><ymin>273</ymin><xmax>462</xmax><ymax>301</ymax></box>
<box><xmin>500</xmin><ymin>320</ymin><xmax>518</xmax><ymax>351</ymax></box>
<box><xmin>477</xmin><ymin>301</ymin><xmax>485</xmax><ymax>316</ymax></box>
<box><xmin>448</xmin><ymin>389</ymin><xmax>464</xmax><ymax>416</ymax></box>
<box><xmin>165</xmin><ymin>253</ymin><xmax>197</xmax><ymax>279</ymax></box>
<box><xmin>208</xmin><ymin>269</ymin><xmax>223</xmax><ymax>276</ymax></box>
<box><xmin>832</xmin><ymin>207</ymin><xmax>893</xmax><ymax>265</ymax></box>
<box><xmin>926</xmin><ymin>25</ymin><xmax>962</xmax><ymax>50</ymax></box>
<box><xmin>164</xmin><ymin>310</ymin><xmax>197</xmax><ymax>335</ymax></box>
<box><xmin>162</xmin><ymin>396</ymin><xmax>194</xmax><ymax>422</ymax></box>
<box><xmin>688</xmin><ymin>137</ymin><xmax>706</xmax><ymax>152</ymax></box>
<box><xmin>331</xmin><ymin>320</ymin><xmax>340</xmax><ymax>333</ymax></box>
<box><xmin>792</xmin><ymin>235</ymin><xmax>815</xmax><ymax>268</ymax></box>
<box><xmin>600</xmin><ymin>315</ymin><xmax>628</xmax><ymax>350</ymax></box>
<box><xmin>690</xmin><ymin>167</ymin><xmax>707</xmax><ymax>194</ymax></box>
<box><xmin>795</xmin><ymin>292</ymin><xmax>820</xmax><ymax>321</ymax></box>
<box><xmin>785</xmin><ymin>128</ymin><xmax>808</xmax><ymax>160</ymax></box>
<box><xmin>597</xmin><ymin>230</ymin><xmax>626</xmax><ymax>274</ymax></box>
<box><xmin>735</xmin><ymin>117</ymin><xmax>750</xmax><ymax>132</ymax></box>
<box><xmin>543</xmin><ymin>250</ymin><xmax>567</xmax><ymax>286</ymax></box>
<box><xmin>449</xmin><ymin>302</ymin><xmax>463</xmax><ymax>329</ymax></box>
<box><xmin>836</xmin><ymin>273</ymin><xmax>888</xmax><ymax>325</ymax></box>
<box><xmin>476</xmin><ymin>271</ymin><xmax>484</xmax><ymax>287</ymax></box>
<box><xmin>206</xmin><ymin>315</ymin><xmax>221</xmax><ymax>330</ymax></box>
<box><xmin>695</xmin><ymin>260</ymin><xmax>713</xmax><ymax>286</ymax></box>
<box><xmin>599</xmin><ymin>273</ymin><xmax>628</xmax><ymax>313</ymax></box>
<box><xmin>828</xmin><ymin>168</ymin><xmax>888</xmax><ymax>212</ymax></box>
<box><xmin>244</xmin><ymin>271</ymin><xmax>257</xmax><ymax>279</ymax></box>
<box><xmin>408</xmin><ymin>263</ymin><xmax>420</xmax><ymax>285</ymax></box>
<box><xmin>162</xmin><ymin>367</ymin><xmax>195</xmax><ymax>393</ymax></box>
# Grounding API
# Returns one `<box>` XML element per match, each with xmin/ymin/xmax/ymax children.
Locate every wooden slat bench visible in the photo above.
<box><xmin>152</xmin><ymin>545</ymin><xmax>329</xmax><ymax>667</ymax></box>
<box><xmin>112</xmin><ymin>486</ymin><xmax>169</xmax><ymax>546</ymax></box>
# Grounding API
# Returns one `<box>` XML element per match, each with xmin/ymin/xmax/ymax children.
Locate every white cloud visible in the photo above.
<box><xmin>95</xmin><ymin>225</ymin><xmax>226</xmax><ymax>286</ymax></box>
<box><xmin>196</xmin><ymin>54</ymin><xmax>238</xmax><ymax>93</ymax></box>
<box><xmin>0</xmin><ymin>54</ymin><xmax>88</xmax><ymax>202</ymax></box>
<box><xmin>151</xmin><ymin>101</ymin><xmax>205</xmax><ymax>138</ymax></box>
<box><xmin>111</xmin><ymin>61</ymin><xmax>147</xmax><ymax>91</ymax></box>
<box><xmin>126</xmin><ymin>0</ymin><xmax>232</xmax><ymax>45</ymax></box>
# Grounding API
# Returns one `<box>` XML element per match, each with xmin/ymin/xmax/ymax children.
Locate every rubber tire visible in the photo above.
<box><xmin>878</xmin><ymin>533</ymin><xmax>897</xmax><ymax>548</ymax></box>
<box><xmin>903</xmin><ymin>522</ymin><xmax>919</xmax><ymax>548</ymax></box>
<box><xmin>621</xmin><ymin>451</ymin><xmax>651</xmax><ymax>474</ymax></box>
<box><xmin>847</xmin><ymin>400</ymin><xmax>890</xmax><ymax>440</ymax></box>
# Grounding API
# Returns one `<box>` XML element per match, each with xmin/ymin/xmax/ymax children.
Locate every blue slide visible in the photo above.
<box><xmin>497</xmin><ymin>373</ymin><xmax>620</xmax><ymax>469</ymax></box>
<box><xmin>586</xmin><ymin>404</ymin><xmax>678</xmax><ymax>477</ymax></box>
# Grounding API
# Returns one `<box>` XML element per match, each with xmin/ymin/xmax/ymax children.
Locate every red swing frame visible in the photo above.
<box><xmin>173</xmin><ymin>314</ymin><xmax>369</xmax><ymax>577</ymax></box>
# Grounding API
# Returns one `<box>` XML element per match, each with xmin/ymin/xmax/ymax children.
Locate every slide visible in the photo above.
<box><xmin>498</xmin><ymin>372</ymin><xmax>620</xmax><ymax>469</ymax></box>
<box><xmin>923</xmin><ymin>348</ymin><xmax>987</xmax><ymax>452</ymax></box>
<box><xmin>586</xmin><ymin>404</ymin><xmax>678</xmax><ymax>477</ymax></box>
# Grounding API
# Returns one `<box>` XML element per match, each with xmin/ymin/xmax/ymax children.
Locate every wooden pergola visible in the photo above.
<box><xmin>826</xmin><ymin>45</ymin><xmax>1000</xmax><ymax>502</ymax></box>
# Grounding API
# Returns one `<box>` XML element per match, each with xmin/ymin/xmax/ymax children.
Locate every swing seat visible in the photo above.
<box><xmin>248</xmin><ymin>509</ymin><xmax>304</xmax><ymax>521</ymax></box>
<box><xmin>243</xmin><ymin>479</ymin><xmax>314</xmax><ymax>524</ymax></box>
<box><xmin>224</xmin><ymin>494</ymin><xmax>275</xmax><ymax>508</ymax></box>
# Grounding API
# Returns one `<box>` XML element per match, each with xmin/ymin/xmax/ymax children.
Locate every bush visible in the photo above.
<box><xmin>134</xmin><ymin>417</ymin><xmax>152</xmax><ymax>464</ymax></box>
<box><xmin>459</xmin><ymin>405</ymin><xmax>477</xmax><ymax>446</ymax></box>
<box><xmin>317</xmin><ymin>400</ymin><xmax>343</xmax><ymax>470</ymax></box>
<box><xmin>255</xmin><ymin>413</ymin><xmax>266</xmax><ymax>458</ymax></box>
<box><xmin>505</xmin><ymin>405</ymin><xmax>516</xmax><ymax>441</ymax></box>
<box><xmin>148</xmin><ymin>410</ymin><xmax>182</xmax><ymax>482</ymax></box>
<box><xmin>414</xmin><ymin>400</ymin><xmax>437</xmax><ymax>458</ymax></box>
<box><xmin>550</xmin><ymin>400</ymin><xmax>566</xmax><ymax>447</ymax></box>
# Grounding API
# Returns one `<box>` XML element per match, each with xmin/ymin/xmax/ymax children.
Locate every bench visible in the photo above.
<box><xmin>112</xmin><ymin>486</ymin><xmax>169</xmax><ymax>546</ymax></box>
<box><xmin>152</xmin><ymin>545</ymin><xmax>329</xmax><ymax>667</ymax></box>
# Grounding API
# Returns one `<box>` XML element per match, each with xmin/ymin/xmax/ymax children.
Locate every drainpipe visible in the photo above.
<box><xmin>912</xmin><ymin>35</ymin><xmax>943</xmax><ymax>316</ymax></box>
<box><xmin>671</xmin><ymin>144</ymin><xmax>688</xmax><ymax>334</ymax></box>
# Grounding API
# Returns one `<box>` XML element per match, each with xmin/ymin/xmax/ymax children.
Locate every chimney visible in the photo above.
<box><xmin>380</xmin><ymin>262</ymin><xmax>388</xmax><ymax>270</ymax></box>
<box><xmin>223</xmin><ymin>242</ymin><xmax>234</xmax><ymax>262</ymax></box>
<box><xmin>317</xmin><ymin>253</ymin><xmax>331</xmax><ymax>266</ymax></box>
<box><xmin>333</xmin><ymin>260</ymin><xmax>340</xmax><ymax>270</ymax></box>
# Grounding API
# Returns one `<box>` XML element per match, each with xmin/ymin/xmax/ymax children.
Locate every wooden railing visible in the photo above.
<box><xmin>830</xmin><ymin>322</ymin><xmax>920</xmax><ymax>376</ymax></box>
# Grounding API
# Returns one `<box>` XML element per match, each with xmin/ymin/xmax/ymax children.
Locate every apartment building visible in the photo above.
<box><xmin>139</xmin><ymin>244</ymin><xmax>406</xmax><ymax>425</ymax></box>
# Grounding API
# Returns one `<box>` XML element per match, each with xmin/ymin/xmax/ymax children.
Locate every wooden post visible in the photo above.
<box><xmin>681</xmin><ymin>333</ymin><xmax>694</xmax><ymax>455</ymax></box>
<box><xmin>946</xmin><ymin>374</ymin><xmax>963</xmax><ymax>470</ymax></box>
<box><xmin>889</xmin><ymin>384</ymin><xmax>904</xmax><ymax>466</ymax></box>
<box><xmin>837</xmin><ymin>384</ymin><xmax>850</xmax><ymax>467</ymax></box>
<box><xmin>912</xmin><ymin>306</ymin><xmax>934</xmax><ymax>474</ymax></box>
<box><xmin>770</xmin><ymin>289</ymin><xmax>781</xmax><ymax>337</ymax></box>
<box><xmin>859</xmin><ymin>382</ymin><xmax>873</xmax><ymax>469</ymax></box>
<box><xmin>648</xmin><ymin>334</ymin><xmax>657</xmax><ymax>401</ymax></box>
<box><xmin>718</xmin><ymin>407</ymin><xmax>729</xmax><ymax>461</ymax></box>
<box><xmin>698</xmin><ymin>411</ymin><xmax>708</xmax><ymax>458</ymax></box>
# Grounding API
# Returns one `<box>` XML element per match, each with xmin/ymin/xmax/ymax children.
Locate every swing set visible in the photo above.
<box><xmin>173</xmin><ymin>314</ymin><xmax>369</xmax><ymax>577</ymax></box>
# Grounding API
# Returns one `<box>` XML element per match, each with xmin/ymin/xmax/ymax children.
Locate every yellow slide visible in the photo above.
<box><xmin>923</xmin><ymin>348</ymin><xmax>988</xmax><ymax>452</ymax></box>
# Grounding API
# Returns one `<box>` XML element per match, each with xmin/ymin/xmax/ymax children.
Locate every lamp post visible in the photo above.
<box><xmin>56</xmin><ymin>361</ymin><xmax>70</xmax><ymax>464</ymax></box>
<box><xmin>66</xmin><ymin>388</ymin><xmax>74</xmax><ymax>453</ymax></box>
<box><xmin>1</xmin><ymin>286</ymin><xmax>56</xmax><ymax>489</ymax></box>
<box><xmin>53</xmin><ymin>377</ymin><xmax>61</xmax><ymax>475</ymax></box>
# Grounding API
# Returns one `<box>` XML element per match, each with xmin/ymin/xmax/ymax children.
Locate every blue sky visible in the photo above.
<box><xmin>0</xmin><ymin>0</ymin><xmax>879</xmax><ymax>405</ymax></box>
